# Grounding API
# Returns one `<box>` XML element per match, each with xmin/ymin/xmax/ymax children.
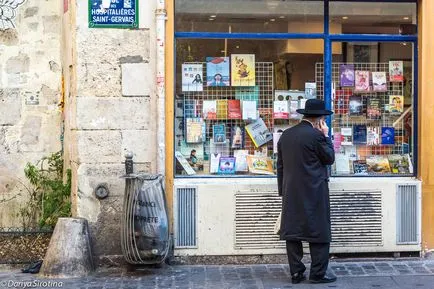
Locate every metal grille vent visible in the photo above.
<box><xmin>330</xmin><ymin>191</ymin><xmax>383</xmax><ymax>247</ymax></box>
<box><xmin>396</xmin><ymin>184</ymin><xmax>419</xmax><ymax>244</ymax></box>
<box><xmin>175</xmin><ymin>187</ymin><xmax>197</xmax><ymax>248</ymax></box>
<box><xmin>235</xmin><ymin>191</ymin><xmax>284</xmax><ymax>250</ymax></box>
<box><xmin>235</xmin><ymin>190</ymin><xmax>383</xmax><ymax>249</ymax></box>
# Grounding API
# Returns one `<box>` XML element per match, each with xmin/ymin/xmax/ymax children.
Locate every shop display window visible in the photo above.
<box><xmin>174</xmin><ymin>1</ymin><xmax>418</xmax><ymax>178</ymax></box>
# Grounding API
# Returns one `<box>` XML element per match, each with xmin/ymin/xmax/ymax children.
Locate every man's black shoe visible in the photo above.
<box><xmin>291</xmin><ymin>272</ymin><xmax>306</xmax><ymax>284</ymax></box>
<box><xmin>309</xmin><ymin>273</ymin><xmax>337</xmax><ymax>284</ymax></box>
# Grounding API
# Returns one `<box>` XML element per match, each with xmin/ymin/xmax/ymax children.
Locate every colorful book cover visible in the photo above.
<box><xmin>235</xmin><ymin>86</ymin><xmax>259</xmax><ymax>101</ymax></box>
<box><xmin>366</xmin><ymin>155</ymin><xmax>391</xmax><ymax>173</ymax></box>
<box><xmin>305</xmin><ymin>82</ymin><xmax>317</xmax><ymax>99</ymax></box>
<box><xmin>185</xmin><ymin>118</ymin><xmax>205</xmax><ymax>144</ymax></box>
<box><xmin>234</xmin><ymin>150</ymin><xmax>249</xmax><ymax>172</ymax></box>
<box><xmin>273</xmin><ymin>132</ymin><xmax>282</xmax><ymax>154</ymax></box>
<box><xmin>228</xmin><ymin>100</ymin><xmax>242</xmax><ymax>119</ymax></box>
<box><xmin>339</xmin><ymin>64</ymin><xmax>355</xmax><ymax>87</ymax></box>
<box><xmin>354</xmin><ymin>70</ymin><xmax>370</xmax><ymax>92</ymax></box>
<box><xmin>273</xmin><ymin>101</ymin><xmax>289</xmax><ymax>119</ymax></box>
<box><xmin>349</xmin><ymin>95</ymin><xmax>363</xmax><ymax>116</ymax></box>
<box><xmin>381</xmin><ymin>127</ymin><xmax>395</xmax><ymax>145</ymax></box>
<box><xmin>367</xmin><ymin>127</ymin><xmax>380</xmax><ymax>145</ymax></box>
<box><xmin>184</xmin><ymin>99</ymin><xmax>198</xmax><ymax>118</ymax></box>
<box><xmin>388</xmin><ymin>154</ymin><xmax>413</xmax><ymax>174</ymax></box>
<box><xmin>231</xmin><ymin>125</ymin><xmax>245</xmax><ymax>149</ymax></box>
<box><xmin>231</xmin><ymin>54</ymin><xmax>255</xmax><ymax>86</ymax></box>
<box><xmin>216</xmin><ymin>100</ymin><xmax>228</xmax><ymax>119</ymax></box>
<box><xmin>353</xmin><ymin>124</ymin><xmax>367</xmax><ymax>144</ymax></box>
<box><xmin>289</xmin><ymin>100</ymin><xmax>301</xmax><ymax>119</ymax></box>
<box><xmin>203</xmin><ymin>100</ymin><xmax>217</xmax><ymax>120</ymax></box>
<box><xmin>341</xmin><ymin>127</ymin><xmax>353</xmax><ymax>146</ymax></box>
<box><xmin>206</xmin><ymin>57</ymin><xmax>230</xmax><ymax>87</ymax></box>
<box><xmin>334</xmin><ymin>90</ymin><xmax>350</xmax><ymax>114</ymax></box>
<box><xmin>246</xmin><ymin>155</ymin><xmax>274</xmax><ymax>175</ymax></box>
<box><xmin>333</xmin><ymin>132</ymin><xmax>342</xmax><ymax>151</ymax></box>
<box><xmin>182</xmin><ymin>64</ymin><xmax>203</xmax><ymax>92</ymax></box>
<box><xmin>242</xmin><ymin>100</ymin><xmax>257</xmax><ymax>120</ymax></box>
<box><xmin>389</xmin><ymin>61</ymin><xmax>404</xmax><ymax>82</ymax></box>
<box><xmin>218</xmin><ymin>157</ymin><xmax>236</xmax><ymax>174</ymax></box>
<box><xmin>353</xmin><ymin>160</ymin><xmax>368</xmax><ymax>175</ymax></box>
<box><xmin>245</xmin><ymin>118</ymin><xmax>273</xmax><ymax>148</ymax></box>
<box><xmin>213</xmin><ymin>124</ymin><xmax>226</xmax><ymax>144</ymax></box>
<box><xmin>367</xmin><ymin>97</ymin><xmax>382</xmax><ymax>120</ymax></box>
<box><xmin>389</xmin><ymin>95</ymin><xmax>404</xmax><ymax>113</ymax></box>
<box><xmin>372</xmin><ymin>72</ymin><xmax>387</xmax><ymax>92</ymax></box>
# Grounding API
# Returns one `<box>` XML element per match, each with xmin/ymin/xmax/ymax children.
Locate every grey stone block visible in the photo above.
<box><xmin>6</xmin><ymin>53</ymin><xmax>30</xmax><ymax>74</ymax></box>
<box><xmin>0</xmin><ymin>89</ymin><xmax>21</xmax><ymax>125</ymax></box>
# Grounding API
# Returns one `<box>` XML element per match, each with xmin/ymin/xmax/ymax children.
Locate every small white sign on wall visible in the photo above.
<box><xmin>0</xmin><ymin>0</ymin><xmax>27</xmax><ymax>30</ymax></box>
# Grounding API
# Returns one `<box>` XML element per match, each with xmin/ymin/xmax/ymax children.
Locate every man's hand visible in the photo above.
<box><xmin>319</xmin><ymin>119</ymin><xmax>329</xmax><ymax>137</ymax></box>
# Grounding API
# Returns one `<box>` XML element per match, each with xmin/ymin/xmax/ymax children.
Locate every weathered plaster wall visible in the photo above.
<box><xmin>70</xmin><ymin>0</ymin><xmax>157</xmax><ymax>256</ymax></box>
<box><xmin>0</xmin><ymin>1</ymin><xmax>62</xmax><ymax>227</ymax></box>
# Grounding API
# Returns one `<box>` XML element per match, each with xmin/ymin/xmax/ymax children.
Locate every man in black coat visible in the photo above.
<box><xmin>277</xmin><ymin>99</ymin><xmax>336</xmax><ymax>284</ymax></box>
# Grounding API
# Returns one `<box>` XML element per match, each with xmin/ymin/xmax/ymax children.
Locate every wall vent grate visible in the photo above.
<box><xmin>175</xmin><ymin>187</ymin><xmax>197</xmax><ymax>248</ymax></box>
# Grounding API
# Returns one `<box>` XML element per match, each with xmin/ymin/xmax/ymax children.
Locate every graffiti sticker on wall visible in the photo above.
<box><xmin>0</xmin><ymin>0</ymin><xmax>27</xmax><ymax>30</ymax></box>
<box><xmin>89</xmin><ymin>0</ymin><xmax>138</xmax><ymax>29</ymax></box>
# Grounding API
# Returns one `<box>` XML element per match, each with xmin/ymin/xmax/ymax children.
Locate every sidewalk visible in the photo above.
<box><xmin>1</xmin><ymin>259</ymin><xmax>434</xmax><ymax>289</ymax></box>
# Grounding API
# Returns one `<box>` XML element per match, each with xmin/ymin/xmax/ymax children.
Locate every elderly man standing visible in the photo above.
<box><xmin>277</xmin><ymin>99</ymin><xmax>336</xmax><ymax>284</ymax></box>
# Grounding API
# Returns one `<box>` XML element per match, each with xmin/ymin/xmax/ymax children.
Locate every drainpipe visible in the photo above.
<box><xmin>156</xmin><ymin>0</ymin><xmax>166</xmax><ymax>175</ymax></box>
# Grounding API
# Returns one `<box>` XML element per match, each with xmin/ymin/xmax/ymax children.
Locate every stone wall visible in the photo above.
<box><xmin>0</xmin><ymin>1</ymin><xmax>62</xmax><ymax>227</ymax></box>
<box><xmin>68</xmin><ymin>0</ymin><xmax>158</xmax><ymax>256</ymax></box>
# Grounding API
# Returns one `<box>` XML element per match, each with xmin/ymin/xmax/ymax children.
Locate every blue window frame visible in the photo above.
<box><xmin>174</xmin><ymin>0</ymin><xmax>418</xmax><ymax>178</ymax></box>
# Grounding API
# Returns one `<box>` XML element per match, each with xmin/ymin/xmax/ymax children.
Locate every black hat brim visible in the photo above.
<box><xmin>296</xmin><ymin>109</ymin><xmax>333</xmax><ymax>115</ymax></box>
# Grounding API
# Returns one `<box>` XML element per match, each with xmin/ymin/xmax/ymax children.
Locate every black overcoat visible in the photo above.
<box><xmin>277</xmin><ymin>121</ymin><xmax>335</xmax><ymax>243</ymax></box>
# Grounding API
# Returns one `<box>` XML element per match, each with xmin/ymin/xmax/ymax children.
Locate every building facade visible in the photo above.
<box><xmin>1</xmin><ymin>0</ymin><xmax>434</xmax><ymax>261</ymax></box>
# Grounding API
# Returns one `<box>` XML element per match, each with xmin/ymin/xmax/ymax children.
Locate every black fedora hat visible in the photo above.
<box><xmin>297</xmin><ymin>99</ymin><xmax>333</xmax><ymax>116</ymax></box>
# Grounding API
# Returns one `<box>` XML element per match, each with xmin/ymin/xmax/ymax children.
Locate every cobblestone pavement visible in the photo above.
<box><xmin>1</xmin><ymin>260</ymin><xmax>434</xmax><ymax>289</ymax></box>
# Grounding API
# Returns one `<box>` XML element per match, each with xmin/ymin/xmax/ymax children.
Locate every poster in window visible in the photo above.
<box><xmin>231</xmin><ymin>54</ymin><xmax>255</xmax><ymax>86</ymax></box>
<box><xmin>182</xmin><ymin>64</ymin><xmax>203</xmax><ymax>92</ymax></box>
<box><xmin>389</xmin><ymin>61</ymin><xmax>404</xmax><ymax>82</ymax></box>
<box><xmin>206</xmin><ymin>57</ymin><xmax>230</xmax><ymax>87</ymax></box>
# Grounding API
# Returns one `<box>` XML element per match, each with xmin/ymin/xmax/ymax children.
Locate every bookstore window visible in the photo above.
<box><xmin>329</xmin><ymin>1</ymin><xmax>417</xmax><ymax>35</ymax></box>
<box><xmin>175</xmin><ymin>0</ymin><xmax>324</xmax><ymax>33</ymax></box>
<box><xmin>330</xmin><ymin>42</ymin><xmax>414</xmax><ymax>176</ymax></box>
<box><xmin>175</xmin><ymin>39</ymin><xmax>325</xmax><ymax>176</ymax></box>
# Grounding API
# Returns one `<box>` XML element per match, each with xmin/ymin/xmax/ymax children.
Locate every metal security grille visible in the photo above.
<box><xmin>235</xmin><ymin>190</ymin><xmax>383</xmax><ymax>249</ymax></box>
<box><xmin>175</xmin><ymin>187</ymin><xmax>197</xmax><ymax>248</ymax></box>
<box><xmin>235</xmin><ymin>190</ymin><xmax>284</xmax><ymax>250</ymax></box>
<box><xmin>396</xmin><ymin>184</ymin><xmax>419</xmax><ymax>244</ymax></box>
<box><xmin>330</xmin><ymin>190</ymin><xmax>383</xmax><ymax>247</ymax></box>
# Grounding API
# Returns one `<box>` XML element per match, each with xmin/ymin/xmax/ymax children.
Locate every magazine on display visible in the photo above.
<box><xmin>234</xmin><ymin>150</ymin><xmax>249</xmax><ymax>172</ymax></box>
<box><xmin>389</xmin><ymin>95</ymin><xmax>404</xmax><ymax>113</ymax></box>
<box><xmin>216</xmin><ymin>99</ymin><xmax>228</xmax><ymax>119</ymax></box>
<box><xmin>366</xmin><ymin>155</ymin><xmax>392</xmax><ymax>173</ymax></box>
<box><xmin>182</xmin><ymin>64</ymin><xmax>203</xmax><ymax>92</ymax></box>
<box><xmin>213</xmin><ymin>124</ymin><xmax>227</xmax><ymax>144</ymax></box>
<box><xmin>381</xmin><ymin>127</ymin><xmax>395</xmax><ymax>145</ymax></box>
<box><xmin>175</xmin><ymin>151</ymin><xmax>196</xmax><ymax>175</ymax></box>
<box><xmin>339</xmin><ymin>64</ymin><xmax>355</xmax><ymax>87</ymax></box>
<box><xmin>273</xmin><ymin>101</ymin><xmax>289</xmax><ymax>119</ymax></box>
<box><xmin>353</xmin><ymin>160</ymin><xmax>368</xmax><ymax>175</ymax></box>
<box><xmin>228</xmin><ymin>100</ymin><xmax>242</xmax><ymax>119</ymax></box>
<box><xmin>246</xmin><ymin>155</ymin><xmax>274</xmax><ymax>175</ymax></box>
<box><xmin>367</xmin><ymin>126</ymin><xmax>380</xmax><ymax>145</ymax></box>
<box><xmin>231</xmin><ymin>125</ymin><xmax>245</xmax><ymax>149</ymax></box>
<box><xmin>353</xmin><ymin>124</ymin><xmax>367</xmax><ymax>144</ymax></box>
<box><xmin>305</xmin><ymin>82</ymin><xmax>317</xmax><ymax>99</ymax></box>
<box><xmin>354</xmin><ymin>70</ymin><xmax>370</xmax><ymax>92</ymax></box>
<box><xmin>242</xmin><ymin>100</ymin><xmax>258</xmax><ymax>120</ymax></box>
<box><xmin>389</xmin><ymin>61</ymin><xmax>404</xmax><ymax>82</ymax></box>
<box><xmin>372</xmin><ymin>72</ymin><xmax>387</xmax><ymax>92</ymax></box>
<box><xmin>333</xmin><ymin>132</ymin><xmax>342</xmax><ymax>151</ymax></box>
<box><xmin>335</xmin><ymin>153</ymin><xmax>351</xmax><ymax>174</ymax></box>
<box><xmin>245</xmin><ymin>118</ymin><xmax>273</xmax><ymax>147</ymax></box>
<box><xmin>273</xmin><ymin>132</ymin><xmax>282</xmax><ymax>154</ymax></box>
<box><xmin>209</xmin><ymin>153</ymin><xmax>221</xmax><ymax>174</ymax></box>
<box><xmin>231</xmin><ymin>54</ymin><xmax>256</xmax><ymax>86</ymax></box>
<box><xmin>341</xmin><ymin>127</ymin><xmax>353</xmax><ymax>146</ymax></box>
<box><xmin>185</xmin><ymin>118</ymin><xmax>205</xmax><ymax>144</ymax></box>
<box><xmin>289</xmin><ymin>100</ymin><xmax>301</xmax><ymax>119</ymax></box>
<box><xmin>367</xmin><ymin>97</ymin><xmax>382</xmax><ymax>120</ymax></box>
<box><xmin>349</xmin><ymin>95</ymin><xmax>363</xmax><ymax>116</ymax></box>
<box><xmin>203</xmin><ymin>100</ymin><xmax>217</xmax><ymax>120</ymax></box>
<box><xmin>218</xmin><ymin>157</ymin><xmax>236</xmax><ymax>174</ymax></box>
<box><xmin>206</xmin><ymin>57</ymin><xmax>230</xmax><ymax>87</ymax></box>
<box><xmin>388</xmin><ymin>154</ymin><xmax>413</xmax><ymax>174</ymax></box>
